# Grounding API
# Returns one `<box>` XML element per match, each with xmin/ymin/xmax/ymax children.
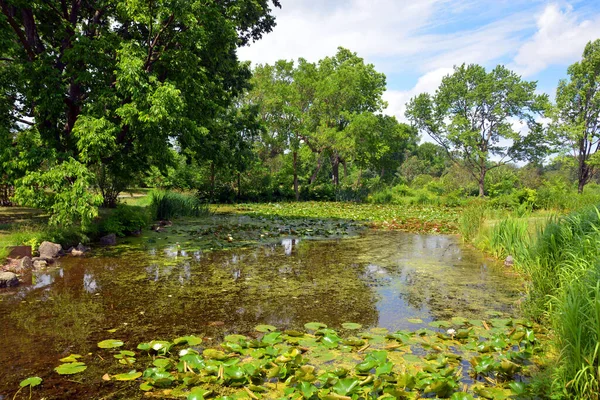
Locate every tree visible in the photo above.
<box><xmin>301</xmin><ymin>48</ymin><xmax>386</xmax><ymax>185</ymax></box>
<box><xmin>406</xmin><ymin>64</ymin><xmax>548</xmax><ymax>197</ymax></box>
<box><xmin>0</xmin><ymin>0</ymin><xmax>280</xmax><ymax>222</ymax></box>
<box><xmin>551</xmin><ymin>39</ymin><xmax>600</xmax><ymax>194</ymax></box>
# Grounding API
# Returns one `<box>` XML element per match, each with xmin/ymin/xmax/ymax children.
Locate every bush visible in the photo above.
<box><xmin>150</xmin><ymin>190</ymin><xmax>209</xmax><ymax>220</ymax></box>
<box><xmin>101</xmin><ymin>205</ymin><xmax>150</xmax><ymax>237</ymax></box>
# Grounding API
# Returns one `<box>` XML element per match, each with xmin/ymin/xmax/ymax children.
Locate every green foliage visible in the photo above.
<box><xmin>101</xmin><ymin>205</ymin><xmax>150</xmax><ymax>237</ymax></box>
<box><xmin>406</xmin><ymin>64</ymin><xmax>549</xmax><ymax>196</ymax></box>
<box><xmin>12</xmin><ymin>158</ymin><xmax>103</xmax><ymax>227</ymax></box>
<box><xmin>150</xmin><ymin>191</ymin><xmax>209</xmax><ymax>221</ymax></box>
<box><xmin>551</xmin><ymin>39</ymin><xmax>600</xmax><ymax>193</ymax></box>
<box><xmin>86</xmin><ymin>320</ymin><xmax>543</xmax><ymax>399</ymax></box>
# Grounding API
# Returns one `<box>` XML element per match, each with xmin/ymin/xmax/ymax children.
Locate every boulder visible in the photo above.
<box><xmin>0</xmin><ymin>271</ymin><xmax>19</xmax><ymax>288</ymax></box>
<box><xmin>15</xmin><ymin>256</ymin><xmax>33</xmax><ymax>273</ymax></box>
<box><xmin>99</xmin><ymin>233</ymin><xmax>117</xmax><ymax>246</ymax></box>
<box><xmin>504</xmin><ymin>255</ymin><xmax>514</xmax><ymax>267</ymax></box>
<box><xmin>38</xmin><ymin>241</ymin><xmax>63</xmax><ymax>259</ymax></box>
<box><xmin>33</xmin><ymin>259</ymin><xmax>48</xmax><ymax>269</ymax></box>
<box><xmin>71</xmin><ymin>249</ymin><xmax>85</xmax><ymax>257</ymax></box>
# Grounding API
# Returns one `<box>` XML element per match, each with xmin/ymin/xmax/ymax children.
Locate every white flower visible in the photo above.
<box><xmin>446</xmin><ymin>328</ymin><xmax>456</xmax><ymax>336</ymax></box>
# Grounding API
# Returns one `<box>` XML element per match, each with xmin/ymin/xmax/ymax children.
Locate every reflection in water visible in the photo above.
<box><xmin>0</xmin><ymin>230</ymin><xmax>523</xmax><ymax>397</ymax></box>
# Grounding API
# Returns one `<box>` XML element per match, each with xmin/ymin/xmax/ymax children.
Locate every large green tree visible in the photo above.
<box><xmin>0</xmin><ymin>0</ymin><xmax>279</xmax><ymax>223</ymax></box>
<box><xmin>551</xmin><ymin>39</ymin><xmax>600</xmax><ymax>194</ymax></box>
<box><xmin>406</xmin><ymin>64</ymin><xmax>548</xmax><ymax>197</ymax></box>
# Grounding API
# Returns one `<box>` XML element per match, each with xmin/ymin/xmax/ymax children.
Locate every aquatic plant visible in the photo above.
<box><xmin>84</xmin><ymin>319</ymin><xmax>544</xmax><ymax>399</ymax></box>
<box><xmin>150</xmin><ymin>190</ymin><xmax>210</xmax><ymax>220</ymax></box>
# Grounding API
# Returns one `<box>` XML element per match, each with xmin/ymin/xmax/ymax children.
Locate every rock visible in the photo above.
<box><xmin>71</xmin><ymin>249</ymin><xmax>85</xmax><ymax>257</ymax></box>
<box><xmin>159</xmin><ymin>220</ymin><xmax>172</xmax><ymax>227</ymax></box>
<box><xmin>504</xmin><ymin>255</ymin><xmax>514</xmax><ymax>267</ymax></box>
<box><xmin>100</xmin><ymin>233</ymin><xmax>117</xmax><ymax>246</ymax></box>
<box><xmin>38</xmin><ymin>241</ymin><xmax>63</xmax><ymax>258</ymax></box>
<box><xmin>33</xmin><ymin>259</ymin><xmax>48</xmax><ymax>269</ymax></box>
<box><xmin>75</xmin><ymin>243</ymin><xmax>89</xmax><ymax>252</ymax></box>
<box><xmin>0</xmin><ymin>271</ymin><xmax>19</xmax><ymax>287</ymax></box>
<box><xmin>16</xmin><ymin>256</ymin><xmax>33</xmax><ymax>273</ymax></box>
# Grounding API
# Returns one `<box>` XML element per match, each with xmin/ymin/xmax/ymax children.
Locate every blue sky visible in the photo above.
<box><xmin>238</xmin><ymin>0</ymin><xmax>600</xmax><ymax>122</ymax></box>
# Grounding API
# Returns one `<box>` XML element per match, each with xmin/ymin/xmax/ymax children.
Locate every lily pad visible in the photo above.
<box><xmin>54</xmin><ymin>362</ymin><xmax>87</xmax><ymax>375</ymax></box>
<box><xmin>59</xmin><ymin>354</ymin><xmax>83</xmax><ymax>363</ymax></box>
<box><xmin>254</xmin><ymin>324</ymin><xmax>277</xmax><ymax>332</ymax></box>
<box><xmin>304</xmin><ymin>322</ymin><xmax>327</xmax><ymax>331</ymax></box>
<box><xmin>98</xmin><ymin>339</ymin><xmax>124</xmax><ymax>349</ymax></box>
<box><xmin>407</xmin><ymin>318</ymin><xmax>423</xmax><ymax>324</ymax></box>
<box><xmin>174</xmin><ymin>336</ymin><xmax>202</xmax><ymax>346</ymax></box>
<box><xmin>342</xmin><ymin>322</ymin><xmax>362</xmax><ymax>330</ymax></box>
<box><xmin>19</xmin><ymin>376</ymin><xmax>42</xmax><ymax>388</ymax></box>
<box><xmin>113</xmin><ymin>370</ymin><xmax>142</xmax><ymax>381</ymax></box>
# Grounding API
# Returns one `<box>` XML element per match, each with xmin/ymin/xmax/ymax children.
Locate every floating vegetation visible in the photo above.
<box><xmin>219</xmin><ymin>202</ymin><xmax>458</xmax><ymax>234</ymax></box>
<box><xmin>81</xmin><ymin>318</ymin><xmax>546</xmax><ymax>399</ymax></box>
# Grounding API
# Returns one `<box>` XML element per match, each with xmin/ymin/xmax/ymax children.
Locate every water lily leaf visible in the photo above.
<box><xmin>429</xmin><ymin>321</ymin><xmax>451</xmax><ymax>329</ymax></box>
<box><xmin>254</xmin><ymin>324</ymin><xmax>277</xmax><ymax>333</ymax></box>
<box><xmin>55</xmin><ymin>362</ymin><xmax>87</xmax><ymax>375</ymax></box>
<box><xmin>332</xmin><ymin>378</ymin><xmax>360</xmax><ymax>395</ymax></box>
<box><xmin>203</xmin><ymin>349</ymin><xmax>228</xmax><ymax>360</ymax></box>
<box><xmin>451</xmin><ymin>317</ymin><xmax>468</xmax><ymax>326</ymax></box>
<box><xmin>19</xmin><ymin>377</ymin><xmax>42</xmax><ymax>388</ymax></box>
<box><xmin>59</xmin><ymin>354</ymin><xmax>82</xmax><ymax>363</ymax></box>
<box><xmin>407</xmin><ymin>318</ymin><xmax>423</xmax><ymax>324</ymax></box>
<box><xmin>153</xmin><ymin>358</ymin><xmax>171</xmax><ymax>368</ymax></box>
<box><xmin>342</xmin><ymin>322</ymin><xmax>362</xmax><ymax>330</ymax></box>
<box><xmin>98</xmin><ymin>339</ymin><xmax>124</xmax><ymax>349</ymax></box>
<box><xmin>299</xmin><ymin>382</ymin><xmax>318</xmax><ymax>399</ymax></box>
<box><xmin>188</xmin><ymin>387</ymin><xmax>211</xmax><ymax>400</ymax></box>
<box><xmin>261</xmin><ymin>331</ymin><xmax>282</xmax><ymax>345</ymax></box>
<box><xmin>174</xmin><ymin>336</ymin><xmax>202</xmax><ymax>346</ymax></box>
<box><xmin>304</xmin><ymin>322</ymin><xmax>327</xmax><ymax>330</ymax></box>
<box><xmin>140</xmin><ymin>382</ymin><xmax>153</xmax><ymax>391</ymax></box>
<box><xmin>224</xmin><ymin>334</ymin><xmax>247</xmax><ymax>343</ymax></box>
<box><xmin>113</xmin><ymin>370</ymin><xmax>142</xmax><ymax>381</ymax></box>
<box><xmin>450</xmin><ymin>393</ymin><xmax>475</xmax><ymax>400</ymax></box>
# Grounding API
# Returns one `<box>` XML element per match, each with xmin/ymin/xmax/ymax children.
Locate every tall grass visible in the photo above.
<box><xmin>149</xmin><ymin>190</ymin><xmax>209</xmax><ymax>220</ymax></box>
<box><xmin>477</xmin><ymin>206</ymin><xmax>600</xmax><ymax>398</ymax></box>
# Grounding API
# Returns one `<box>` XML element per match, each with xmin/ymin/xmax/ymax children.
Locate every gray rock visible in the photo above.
<box><xmin>75</xmin><ymin>243</ymin><xmax>89</xmax><ymax>253</ymax></box>
<box><xmin>100</xmin><ymin>233</ymin><xmax>117</xmax><ymax>246</ymax></box>
<box><xmin>33</xmin><ymin>259</ymin><xmax>48</xmax><ymax>269</ymax></box>
<box><xmin>0</xmin><ymin>271</ymin><xmax>19</xmax><ymax>287</ymax></box>
<box><xmin>38</xmin><ymin>241</ymin><xmax>63</xmax><ymax>258</ymax></box>
<box><xmin>504</xmin><ymin>255</ymin><xmax>515</xmax><ymax>267</ymax></box>
<box><xmin>16</xmin><ymin>256</ymin><xmax>33</xmax><ymax>273</ymax></box>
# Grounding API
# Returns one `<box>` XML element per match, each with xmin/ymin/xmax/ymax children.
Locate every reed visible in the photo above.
<box><xmin>149</xmin><ymin>190</ymin><xmax>209</xmax><ymax>220</ymax></box>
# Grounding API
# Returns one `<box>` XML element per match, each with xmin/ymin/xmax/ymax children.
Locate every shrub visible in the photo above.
<box><xmin>149</xmin><ymin>190</ymin><xmax>209</xmax><ymax>220</ymax></box>
<box><xmin>101</xmin><ymin>205</ymin><xmax>150</xmax><ymax>237</ymax></box>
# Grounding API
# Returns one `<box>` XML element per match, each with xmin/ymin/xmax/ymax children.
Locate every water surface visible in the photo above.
<box><xmin>0</xmin><ymin>229</ymin><xmax>523</xmax><ymax>398</ymax></box>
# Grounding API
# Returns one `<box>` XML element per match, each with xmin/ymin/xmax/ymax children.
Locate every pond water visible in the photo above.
<box><xmin>0</xmin><ymin>228</ymin><xmax>524</xmax><ymax>398</ymax></box>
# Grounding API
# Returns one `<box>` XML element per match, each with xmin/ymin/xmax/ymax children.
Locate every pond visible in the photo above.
<box><xmin>0</xmin><ymin>223</ymin><xmax>526</xmax><ymax>399</ymax></box>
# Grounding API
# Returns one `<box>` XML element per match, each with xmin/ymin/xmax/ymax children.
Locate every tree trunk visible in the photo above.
<box><xmin>380</xmin><ymin>167</ymin><xmax>385</xmax><ymax>178</ymax></box>
<box><xmin>310</xmin><ymin>156</ymin><xmax>323</xmax><ymax>185</ymax></box>
<box><xmin>210</xmin><ymin>162</ymin><xmax>215</xmax><ymax>201</ymax></box>
<box><xmin>578</xmin><ymin>179</ymin><xmax>585</xmax><ymax>194</ymax></box>
<box><xmin>237</xmin><ymin>172</ymin><xmax>241</xmax><ymax>199</ymax></box>
<box><xmin>578</xmin><ymin>158</ymin><xmax>590</xmax><ymax>194</ymax></box>
<box><xmin>478</xmin><ymin>167</ymin><xmax>486</xmax><ymax>197</ymax></box>
<box><xmin>293</xmin><ymin>150</ymin><xmax>299</xmax><ymax>201</ymax></box>
<box><xmin>331</xmin><ymin>155</ymin><xmax>339</xmax><ymax>185</ymax></box>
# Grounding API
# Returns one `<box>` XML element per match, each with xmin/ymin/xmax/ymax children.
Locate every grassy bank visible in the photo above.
<box><xmin>461</xmin><ymin>204</ymin><xmax>600</xmax><ymax>398</ymax></box>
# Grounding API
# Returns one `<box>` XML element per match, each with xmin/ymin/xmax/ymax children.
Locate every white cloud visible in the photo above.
<box><xmin>383</xmin><ymin>67</ymin><xmax>453</xmax><ymax>122</ymax></box>
<box><xmin>513</xmin><ymin>3</ymin><xmax>600</xmax><ymax>76</ymax></box>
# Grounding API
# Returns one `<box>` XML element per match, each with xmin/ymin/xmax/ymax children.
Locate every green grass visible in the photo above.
<box><xmin>149</xmin><ymin>190</ymin><xmax>210</xmax><ymax>220</ymax></box>
<box><xmin>473</xmin><ymin>206</ymin><xmax>600</xmax><ymax>398</ymax></box>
